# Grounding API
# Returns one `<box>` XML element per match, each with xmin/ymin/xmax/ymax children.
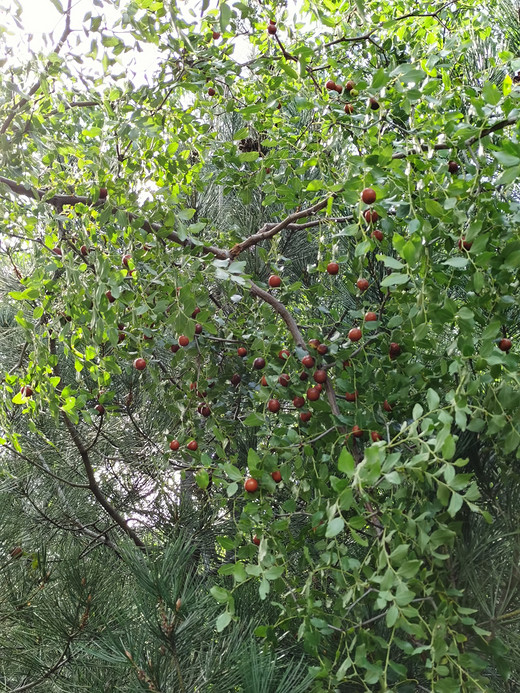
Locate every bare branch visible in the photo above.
<box><xmin>249</xmin><ymin>281</ymin><xmax>305</xmax><ymax>348</ymax></box>
<box><xmin>0</xmin><ymin>0</ymin><xmax>74</xmax><ymax>135</ymax></box>
<box><xmin>230</xmin><ymin>195</ymin><xmax>334</xmax><ymax>258</ymax></box>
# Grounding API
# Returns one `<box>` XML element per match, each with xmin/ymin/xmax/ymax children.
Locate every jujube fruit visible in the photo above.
<box><xmin>244</xmin><ymin>478</ymin><xmax>258</xmax><ymax>493</ymax></box>
<box><xmin>361</xmin><ymin>188</ymin><xmax>376</xmax><ymax>204</ymax></box>
<box><xmin>268</xmin><ymin>399</ymin><xmax>281</xmax><ymax>413</ymax></box>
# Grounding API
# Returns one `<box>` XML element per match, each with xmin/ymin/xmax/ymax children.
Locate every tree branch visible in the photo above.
<box><xmin>391</xmin><ymin>117</ymin><xmax>519</xmax><ymax>160</ymax></box>
<box><xmin>249</xmin><ymin>281</ymin><xmax>306</xmax><ymax>348</ymax></box>
<box><xmin>230</xmin><ymin>195</ymin><xmax>334</xmax><ymax>258</ymax></box>
<box><xmin>0</xmin><ymin>0</ymin><xmax>73</xmax><ymax>135</ymax></box>
<box><xmin>49</xmin><ymin>341</ymin><xmax>145</xmax><ymax>549</ymax></box>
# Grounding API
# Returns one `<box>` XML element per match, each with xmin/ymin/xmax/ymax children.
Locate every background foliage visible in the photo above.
<box><xmin>1</xmin><ymin>0</ymin><xmax>520</xmax><ymax>690</ymax></box>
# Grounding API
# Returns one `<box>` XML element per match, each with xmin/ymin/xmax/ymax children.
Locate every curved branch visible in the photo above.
<box><xmin>49</xmin><ymin>341</ymin><xmax>145</xmax><ymax>549</ymax></box>
<box><xmin>0</xmin><ymin>0</ymin><xmax>73</xmax><ymax>135</ymax></box>
<box><xmin>249</xmin><ymin>281</ymin><xmax>305</xmax><ymax>347</ymax></box>
<box><xmin>230</xmin><ymin>195</ymin><xmax>334</xmax><ymax>258</ymax></box>
<box><xmin>391</xmin><ymin>117</ymin><xmax>519</xmax><ymax>160</ymax></box>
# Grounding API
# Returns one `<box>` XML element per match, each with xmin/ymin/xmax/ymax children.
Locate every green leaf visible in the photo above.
<box><xmin>380</xmin><ymin>273</ymin><xmax>410</xmax><ymax>287</ymax></box>
<box><xmin>482</xmin><ymin>81</ymin><xmax>501</xmax><ymax>105</ymax></box>
<box><xmin>243</xmin><ymin>412</ymin><xmax>264</xmax><ymax>426</ymax></box>
<box><xmin>216</xmin><ymin>611</ymin><xmax>232</xmax><ymax>632</ymax></box>
<box><xmin>325</xmin><ymin>517</ymin><xmax>344</xmax><ymax>538</ymax></box>
<box><xmin>426</xmin><ymin>388</ymin><xmax>440</xmax><ymax>410</ymax></box>
<box><xmin>444</xmin><ymin>257</ymin><xmax>468</xmax><ymax>268</ymax></box>
<box><xmin>210</xmin><ymin>586</ymin><xmax>230</xmax><ymax>604</ymax></box>
<box><xmin>195</xmin><ymin>469</ymin><xmax>209</xmax><ymax>489</ymax></box>
<box><xmin>338</xmin><ymin>448</ymin><xmax>355</xmax><ymax>477</ymax></box>
<box><xmin>264</xmin><ymin>566</ymin><xmax>284</xmax><ymax>580</ymax></box>
<box><xmin>447</xmin><ymin>492</ymin><xmax>463</xmax><ymax>517</ymax></box>
<box><xmin>219</xmin><ymin>2</ymin><xmax>231</xmax><ymax>30</ymax></box>
<box><xmin>424</xmin><ymin>199</ymin><xmax>445</xmax><ymax>217</ymax></box>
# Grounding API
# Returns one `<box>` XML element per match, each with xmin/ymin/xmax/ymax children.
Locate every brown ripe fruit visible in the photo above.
<box><xmin>371</xmin><ymin>431</ymin><xmax>382</xmax><ymax>442</ymax></box>
<box><xmin>187</xmin><ymin>440</ymin><xmax>198</xmax><ymax>451</ymax></box>
<box><xmin>344</xmin><ymin>103</ymin><xmax>354</xmax><ymax>115</ymax></box>
<box><xmin>313</xmin><ymin>369</ymin><xmax>327</xmax><ymax>384</ymax></box>
<box><xmin>191</xmin><ymin>307</ymin><xmax>201</xmax><ymax>318</ymax></box>
<box><xmin>231</xmin><ymin>373</ymin><xmax>241</xmax><ymax>386</ymax></box>
<box><xmin>208</xmin><ymin>87</ymin><xmax>216</xmax><ymax>96</ymax></box>
<box><xmin>372</xmin><ymin>229</ymin><xmax>384</xmax><ymax>242</ymax></box>
<box><xmin>269</xmin><ymin>19</ymin><xmax>276</xmax><ymax>25</ymax></box>
<box><xmin>199</xmin><ymin>405</ymin><xmax>211</xmax><ymax>417</ymax></box>
<box><xmin>171</xmin><ymin>344</ymin><xmax>180</xmax><ymax>353</ymax></box>
<box><xmin>458</xmin><ymin>237</ymin><xmax>472</xmax><ymax>251</ymax></box>
<box><xmin>268</xmin><ymin>398</ymin><xmax>281</xmax><ymax>413</ymax></box>
<box><xmin>253</xmin><ymin>357</ymin><xmax>266</xmax><ymax>370</ymax></box>
<box><xmin>352</xmin><ymin>425</ymin><xmax>363</xmax><ymax>438</ymax></box>
<box><xmin>278</xmin><ymin>349</ymin><xmax>290</xmax><ymax>360</ymax></box>
<box><xmin>365</xmin><ymin>312</ymin><xmax>377</xmax><ymax>322</ymax></box>
<box><xmin>345</xmin><ymin>391</ymin><xmax>357</xmax><ymax>402</ymax></box>
<box><xmin>308</xmin><ymin>338</ymin><xmax>321</xmax><ymax>349</ymax></box>
<box><xmin>267</xmin><ymin>23</ymin><xmax>277</xmax><ymax>34</ymax></box>
<box><xmin>212</xmin><ymin>31</ymin><xmax>221</xmax><ymax>39</ymax></box>
<box><xmin>307</xmin><ymin>387</ymin><xmax>320</xmax><ymax>401</ymax></box>
<box><xmin>334</xmin><ymin>84</ymin><xmax>343</xmax><ymax>94</ymax></box>
<box><xmin>448</xmin><ymin>160</ymin><xmax>459</xmax><ymax>174</ymax></box>
<box><xmin>99</xmin><ymin>188</ymin><xmax>108</xmax><ymax>198</ymax></box>
<box><xmin>369</xmin><ymin>97</ymin><xmax>380</xmax><ymax>110</ymax></box>
<box><xmin>343</xmin><ymin>360</ymin><xmax>351</xmax><ymax>369</ymax></box>
<box><xmin>383</xmin><ymin>399</ymin><xmax>393</xmax><ymax>412</ymax></box>
<box><xmin>278</xmin><ymin>374</ymin><xmax>290</xmax><ymax>387</ymax></box>
<box><xmin>314</xmin><ymin>383</ymin><xmax>323</xmax><ymax>393</ymax></box>
<box><xmin>21</xmin><ymin>385</ymin><xmax>33</xmax><ymax>397</ymax></box>
<box><xmin>237</xmin><ymin>347</ymin><xmax>247</xmax><ymax>357</ymax></box>
<box><xmin>178</xmin><ymin>335</ymin><xmax>190</xmax><ymax>347</ymax></box>
<box><xmin>252</xmin><ymin>536</ymin><xmax>260</xmax><ymax>546</ymax></box>
<box><xmin>80</xmin><ymin>245</ymin><xmax>88</xmax><ymax>256</ymax></box>
<box><xmin>133</xmin><ymin>358</ymin><xmax>146</xmax><ymax>371</ymax></box>
<box><xmin>326</xmin><ymin>80</ymin><xmax>336</xmax><ymax>90</ymax></box>
<box><xmin>95</xmin><ymin>404</ymin><xmax>105</xmax><ymax>415</ymax></box>
<box><xmin>293</xmin><ymin>396</ymin><xmax>305</xmax><ymax>408</ymax></box>
<box><xmin>106</xmin><ymin>290</ymin><xmax>115</xmax><ymax>303</ymax></box>
<box><xmin>388</xmin><ymin>342</ymin><xmax>401</xmax><ymax>359</ymax></box>
<box><xmin>299</xmin><ymin>371</ymin><xmax>309</xmax><ymax>381</ymax></box>
<box><xmin>499</xmin><ymin>338</ymin><xmax>512</xmax><ymax>352</ymax></box>
<box><xmin>389</xmin><ymin>342</ymin><xmax>401</xmax><ymax>359</ymax></box>
<box><xmin>244</xmin><ymin>478</ymin><xmax>258</xmax><ymax>493</ymax></box>
<box><xmin>348</xmin><ymin>327</ymin><xmax>362</xmax><ymax>342</ymax></box>
<box><xmin>302</xmin><ymin>355</ymin><xmax>315</xmax><ymax>369</ymax></box>
<box><xmin>170</xmin><ymin>439</ymin><xmax>180</xmax><ymax>451</ymax></box>
<box><xmin>363</xmin><ymin>209</ymin><xmax>379</xmax><ymax>223</ymax></box>
<box><xmin>271</xmin><ymin>470</ymin><xmax>282</xmax><ymax>483</ymax></box>
<box><xmin>356</xmin><ymin>278</ymin><xmax>369</xmax><ymax>291</ymax></box>
<box><xmin>317</xmin><ymin>344</ymin><xmax>328</xmax><ymax>355</ymax></box>
<box><xmin>361</xmin><ymin>188</ymin><xmax>377</xmax><ymax>205</ymax></box>
<box><xmin>345</xmin><ymin>80</ymin><xmax>355</xmax><ymax>92</ymax></box>
<box><xmin>122</xmin><ymin>254</ymin><xmax>132</xmax><ymax>267</ymax></box>
<box><xmin>327</xmin><ymin>262</ymin><xmax>339</xmax><ymax>275</ymax></box>
<box><xmin>194</xmin><ymin>323</ymin><xmax>203</xmax><ymax>335</ymax></box>
<box><xmin>300</xmin><ymin>411</ymin><xmax>312</xmax><ymax>422</ymax></box>
<box><xmin>268</xmin><ymin>275</ymin><xmax>281</xmax><ymax>288</ymax></box>
<box><xmin>261</xmin><ymin>375</ymin><xmax>268</xmax><ymax>386</ymax></box>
